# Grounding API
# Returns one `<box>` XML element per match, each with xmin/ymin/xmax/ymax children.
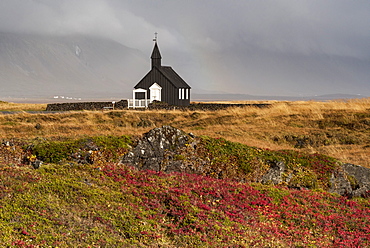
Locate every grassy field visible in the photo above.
<box><xmin>1</xmin><ymin>98</ymin><xmax>369</xmax><ymax>168</ymax></box>
<box><xmin>0</xmin><ymin>101</ymin><xmax>47</xmax><ymax>112</ymax></box>
<box><xmin>1</xmin><ymin>162</ymin><xmax>369</xmax><ymax>247</ymax></box>
<box><xmin>1</xmin><ymin>99</ymin><xmax>370</xmax><ymax>247</ymax></box>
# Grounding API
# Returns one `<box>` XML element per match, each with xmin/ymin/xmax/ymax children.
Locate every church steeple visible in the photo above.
<box><xmin>151</xmin><ymin>32</ymin><xmax>162</xmax><ymax>68</ymax></box>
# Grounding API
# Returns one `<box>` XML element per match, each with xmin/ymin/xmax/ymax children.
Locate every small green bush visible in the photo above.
<box><xmin>32</xmin><ymin>140</ymin><xmax>77</xmax><ymax>163</ymax></box>
<box><xmin>31</xmin><ymin>135</ymin><xmax>132</xmax><ymax>163</ymax></box>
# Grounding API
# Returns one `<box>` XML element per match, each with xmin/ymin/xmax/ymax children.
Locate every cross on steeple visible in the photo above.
<box><xmin>153</xmin><ymin>32</ymin><xmax>158</xmax><ymax>42</ymax></box>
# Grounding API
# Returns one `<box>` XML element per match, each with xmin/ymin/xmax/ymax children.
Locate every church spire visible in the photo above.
<box><xmin>151</xmin><ymin>32</ymin><xmax>162</xmax><ymax>68</ymax></box>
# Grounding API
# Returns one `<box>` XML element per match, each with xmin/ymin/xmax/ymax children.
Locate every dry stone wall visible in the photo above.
<box><xmin>46</xmin><ymin>100</ymin><xmax>269</xmax><ymax>111</ymax></box>
<box><xmin>149</xmin><ymin>102</ymin><xmax>269</xmax><ymax>111</ymax></box>
<box><xmin>46</xmin><ymin>100</ymin><xmax>128</xmax><ymax>111</ymax></box>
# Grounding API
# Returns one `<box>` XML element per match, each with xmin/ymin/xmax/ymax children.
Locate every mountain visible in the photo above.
<box><xmin>216</xmin><ymin>43</ymin><xmax>370</xmax><ymax>97</ymax></box>
<box><xmin>0</xmin><ymin>32</ymin><xmax>147</xmax><ymax>99</ymax></box>
<box><xmin>192</xmin><ymin>93</ymin><xmax>368</xmax><ymax>101</ymax></box>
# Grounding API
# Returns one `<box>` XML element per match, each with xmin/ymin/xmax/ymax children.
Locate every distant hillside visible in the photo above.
<box><xmin>192</xmin><ymin>93</ymin><xmax>368</xmax><ymax>101</ymax></box>
<box><xmin>0</xmin><ymin>32</ymin><xmax>147</xmax><ymax>99</ymax></box>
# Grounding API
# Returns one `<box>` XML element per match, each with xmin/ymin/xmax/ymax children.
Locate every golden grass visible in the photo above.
<box><xmin>0</xmin><ymin>101</ymin><xmax>47</xmax><ymax>111</ymax></box>
<box><xmin>0</xmin><ymin>98</ymin><xmax>369</xmax><ymax>167</ymax></box>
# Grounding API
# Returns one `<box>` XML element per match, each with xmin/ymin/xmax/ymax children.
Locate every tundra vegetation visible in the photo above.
<box><xmin>0</xmin><ymin>98</ymin><xmax>369</xmax><ymax>247</ymax></box>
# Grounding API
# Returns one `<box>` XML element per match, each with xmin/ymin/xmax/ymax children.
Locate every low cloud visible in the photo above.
<box><xmin>0</xmin><ymin>0</ymin><xmax>369</xmax><ymax>96</ymax></box>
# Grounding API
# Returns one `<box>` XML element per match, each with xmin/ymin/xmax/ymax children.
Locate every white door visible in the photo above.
<box><xmin>149</xmin><ymin>83</ymin><xmax>162</xmax><ymax>102</ymax></box>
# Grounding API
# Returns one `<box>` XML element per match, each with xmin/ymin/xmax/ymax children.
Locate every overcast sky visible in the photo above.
<box><xmin>0</xmin><ymin>0</ymin><xmax>369</xmax><ymax>96</ymax></box>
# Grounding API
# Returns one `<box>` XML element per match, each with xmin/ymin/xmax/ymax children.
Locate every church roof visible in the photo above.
<box><xmin>158</xmin><ymin>66</ymin><xmax>190</xmax><ymax>89</ymax></box>
<box><xmin>134</xmin><ymin>65</ymin><xmax>190</xmax><ymax>90</ymax></box>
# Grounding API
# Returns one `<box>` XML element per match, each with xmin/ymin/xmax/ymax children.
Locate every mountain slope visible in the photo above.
<box><xmin>216</xmin><ymin>43</ymin><xmax>370</xmax><ymax>97</ymax></box>
<box><xmin>0</xmin><ymin>32</ymin><xmax>147</xmax><ymax>99</ymax></box>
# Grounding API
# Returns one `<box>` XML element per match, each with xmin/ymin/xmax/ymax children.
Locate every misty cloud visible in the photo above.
<box><xmin>0</xmin><ymin>0</ymin><xmax>369</xmax><ymax>96</ymax></box>
<box><xmin>0</xmin><ymin>1</ymin><xmax>121</xmax><ymax>37</ymax></box>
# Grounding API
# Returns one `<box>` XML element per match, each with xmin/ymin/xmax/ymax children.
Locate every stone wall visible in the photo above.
<box><xmin>46</xmin><ymin>100</ymin><xmax>269</xmax><ymax>111</ymax></box>
<box><xmin>46</xmin><ymin>100</ymin><xmax>128</xmax><ymax>111</ymax></box>
<box><xmin>148</xmin><ymin>102</ymin><xmax>270</xmax><ymax>111</ymax></box>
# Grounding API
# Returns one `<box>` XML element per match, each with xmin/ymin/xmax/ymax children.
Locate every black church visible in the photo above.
<box><xmin>131</xmin><ymin>36</ymin><xmax>191</xmax><ymax>107</ymax></box>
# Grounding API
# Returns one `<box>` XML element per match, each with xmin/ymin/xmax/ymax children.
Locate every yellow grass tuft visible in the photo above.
<box><xmin>0</xmin><ymin>101</ymin><xmax>47</xmax><ymax>111</ymax></box>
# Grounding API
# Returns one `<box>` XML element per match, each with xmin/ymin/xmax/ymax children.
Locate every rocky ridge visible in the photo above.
<box><xmin>122</xmin><ymin>126</ymin><xmax>370</xmax><ymax>197</ymax></box>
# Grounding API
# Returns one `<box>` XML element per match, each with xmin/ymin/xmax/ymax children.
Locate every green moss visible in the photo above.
<box><xmin>347</xmin><ymin>174</ymin><xmax>359</xmax><ymax>190</ymax></box>
<box><xmin>174</xmin><ymin>154</ymin><xmax>186</xmax><ymax>161</ymax></box>
<box><xmin>289</xmin><ymin>168</ymin><xmax>318</xmax><ymax>189</ymax></box>
<box><xmin>0</xmin><ymin>163</ymin><xmax>154</xmax><ymax>247</ymax></box>
<box><xmin>32</xmin><ymin>140</ymin><xmax>77</xmax><ymax>163</ymax></box>
<box><xmin>252</xmin><ymin>184</ymin><xmax>291</xmax><ymax>204</ymax></box>
<box><xmin>90</xmin><ymin>135</ymin><xmax>131</xmax><ymax>150</ymax></box>
<box><xmin>30</xmin><ymin>135</ymin><xmax>132</xmax><ymax>163</ymax></box>
<box><xmin>201</xmin><ymin>136</ymin><xmax>259</xmax><ymax>173</ymax></box>
<box><xmin>200</xmin><ymin>136</ymin><xmax>338</xmax><ymax>189</ymax></box>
